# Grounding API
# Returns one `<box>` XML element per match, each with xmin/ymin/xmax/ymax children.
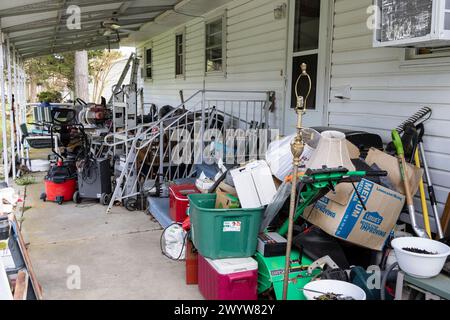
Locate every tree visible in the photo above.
<box><xmin>25</xmin><ymin>50</ymin><xmax>124</xmax><ymax>102</ymax></box>
<box><xmin>74</xmin><ymin>50</ymin><xmax>89</xmax><ymax>101</ymax></box>
<box><xmin>89</xmin><ymin>50</ymin><xmax>124</xmax><ymax>103</ymax></box>
<box><xmin>25</xmin><ymin>53</ymin><xmax>75</xmax><ymax>101</ymax></box>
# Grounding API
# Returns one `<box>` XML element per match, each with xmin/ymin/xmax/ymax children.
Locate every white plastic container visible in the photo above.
<box><xmin>391</xmin><ymin>237</ymin><xmax>450</xmax><ymax>278</ymax></box>
<box><xmin>29</xmin><ymin>159</ymin><xmax>50</xmax><ymax>172</ymax></box>
<box><xmin>303</xmin><ymin>280</ymin><xmax>366</xmax><ymax>301</ymax></box>
<box><xmin>265</xmin><ymin>128</ymin><xmax>321</xmax><ymax>181</ymax></box>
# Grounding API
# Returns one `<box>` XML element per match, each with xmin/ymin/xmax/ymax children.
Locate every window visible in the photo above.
<box><xmin>205</xmin><ymin>16</ymin><xmax>225</xmax><ymax>73</ymax></box>
<box><xmin>175</xmin><ymin>33</ymin><xmax>185</xmax><ymax>77</ymax></box>
<box><xmin>291</xmin><ymin>0</ymin><xmax>321</xmax><ymax>110</ymax></box>
<box><xmin>145</xmin><ymin>48</ymin><xmax>153</xmax><ymax>80</ymax></box>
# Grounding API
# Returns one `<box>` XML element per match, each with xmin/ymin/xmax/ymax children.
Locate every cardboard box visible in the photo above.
<box><xmin>230</xmin><ymin>160</ymin><xmax>277</xmax><ymax>209</ymax></box>
<box><xmin>303</xmin><ymin>148</ymin><xmax>423</xmax><ymax>251</ymax></box>
<box><xmin>215</xmin><ymin>191</ymin><xmax>240</xmax><ymax>209</ymax></box>
<box><xmin>305</xmin><ymin>179</ymin><xmax>405</xmax><ymax>251</ymax></box>
<box><xmin>215</xmin><ymin>182</ymin><xmax>240</xmax><ymax>209</ymax></box>
<box><xmin>365</xmin><ymin>148</ymin><xmax>423</xmax><ymax>196</ymax></box>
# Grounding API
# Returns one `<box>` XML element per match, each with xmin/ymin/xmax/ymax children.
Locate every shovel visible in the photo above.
<box><xmin>392</xmin><ymin>130</ymin><xmax>428</xmax><ymax>238</ymax></box>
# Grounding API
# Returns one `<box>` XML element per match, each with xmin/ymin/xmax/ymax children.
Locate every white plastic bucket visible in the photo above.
<box><xmin>391</xmin><ymin>237</ymin><xmax>450</xmax><ymax>278</ymax></box>
<box><xmin>303</xmin><ymin>280</ymin><xmax>366</xmax><ymax>301</ymax></box>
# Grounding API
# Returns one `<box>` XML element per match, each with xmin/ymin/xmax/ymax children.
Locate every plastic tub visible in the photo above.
<box><xmin>188</xmin><ymin>193</ymin><xmax>264</xmax><ymax>259</ymax></box>
<box><xmin>303</xmin><ymin>280</ymin><xmax>367</xmax><ymax>301</ymax></box>
<box><xmin>198</xmin><ymin>254</ymin><xmax>258</xmax><ymax>300</ymax></box>
<box><xmin>391</xmin><ymin>237</ymin><xmax>450</xmax><ymax>278</ymax></box>
<box><xmin>169</xmin><ymin>184</ymin><xmax>199</xmax><ymax>223</ymax></box>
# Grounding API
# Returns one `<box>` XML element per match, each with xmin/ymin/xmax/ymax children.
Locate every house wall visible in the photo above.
<box><xmin>328</xmin><ymin>0</ymin><xmax>450</xmax><ymax>227</ymax></box>
<box><xmin>137</xmin><ymin>0</ymin><xmax>288</xmax><ymax>129</ymax></box>
<box><xmin>136</xmin><ymin>0</ymin><xmax>450</xmax><ymax>225</ymax></box>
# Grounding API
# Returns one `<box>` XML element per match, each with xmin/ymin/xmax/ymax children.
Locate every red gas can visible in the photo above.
<box><xmin>169</xmin><ymin>184</ymin><xmax>199</xmax><ymax>223</ymax></box>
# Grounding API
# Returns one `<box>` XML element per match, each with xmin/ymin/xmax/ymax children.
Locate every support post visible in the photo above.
<box><xmin>6</xmin><ymin>38</ymin><xmax>15</xmax><ymax>179</ymax></box>
<box><xmin>13</xmin><ymin>47</ymin><xmax>21</xmax><ymax>169</ymax></box>
<box><xmin>200</xmin><ymin>89</ymin><xmax>206</xmax><ymax>164</ymax></box>
<box><xmin>0</xmin><ymin>31</ymin><xmax>8</xmax><ymax>184</ymax></box>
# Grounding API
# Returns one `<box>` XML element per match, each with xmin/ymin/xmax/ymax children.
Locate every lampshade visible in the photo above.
<box><xmin>307</xmin><ymin>131</ymin><xmax>355</xmax><ymax>171</ymax></box>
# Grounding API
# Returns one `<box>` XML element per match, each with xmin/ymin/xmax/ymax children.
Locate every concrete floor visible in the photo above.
<box><xmin>17</xmin><ymin>171</ymin><xmax>202</xmax><ymax>300</ymax></box>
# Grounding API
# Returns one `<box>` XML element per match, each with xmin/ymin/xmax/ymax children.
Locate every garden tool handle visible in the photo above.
<box><xmin>364</xmin><ymin>170</ymin><xmax>388</xmax><ymax>177</ymax></box>
<box><xmin>392</xmin><ymin>130</ymin><xmax>404</xmax><ymax>157</ymax></box>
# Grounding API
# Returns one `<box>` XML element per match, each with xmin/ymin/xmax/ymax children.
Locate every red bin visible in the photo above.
<box><xmin>169</xmin><ymin>184</ymin><xmax>199</xmax><ymax>223</ymax></box>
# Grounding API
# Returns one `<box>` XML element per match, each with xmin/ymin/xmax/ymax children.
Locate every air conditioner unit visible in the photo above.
<box><xmin>373</xmin><ymin>0</ymin><xmax>450</xmax><ymax>47</ymax></box>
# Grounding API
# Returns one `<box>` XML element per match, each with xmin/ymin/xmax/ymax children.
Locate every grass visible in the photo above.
<box><xmin>15</xmin><ymin>176</ymin><xmax>37</xmax><ymax>186</ymax></box>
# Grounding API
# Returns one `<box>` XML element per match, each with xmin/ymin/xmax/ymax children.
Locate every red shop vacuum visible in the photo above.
<box><xmin>40</xmin><ymin>159</ymin><xmax>77</xmax><ymax>205</ymax></box>
<box><xmin>39</xmin><ymin>119</ymin><xmax>78</xmax><ymax>205</ymax></box>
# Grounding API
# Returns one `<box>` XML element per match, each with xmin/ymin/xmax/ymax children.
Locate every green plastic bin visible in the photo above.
<box><xmin>188</xmin><ymin>193</ymin><xmax>264</xmax><ymax>259</ymax></box>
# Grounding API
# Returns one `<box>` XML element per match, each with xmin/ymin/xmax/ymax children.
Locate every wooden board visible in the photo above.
<box><xmin>13</xmin><ymin>270</ymin><xmax>29</xmax><ymax>300</ymax></box>
<box><xmin>9</xmin><ymin>214</ymin><xmax>43</xmax><ymax>300</ymax></box>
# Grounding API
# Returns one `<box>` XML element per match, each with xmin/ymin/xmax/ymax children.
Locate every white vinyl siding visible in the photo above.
<box><xmin>137</xmin><ymin>0</ymin><xmax>287</xmax><ymax>129</ymax></box>
<box><xmin>328</xmin><ymin>0</ymin><xmax>450</xmax><ymax>229</ymax></box>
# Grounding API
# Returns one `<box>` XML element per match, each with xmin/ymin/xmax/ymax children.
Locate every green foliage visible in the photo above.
<box><xmin>15</xmin><ymin>176</ymin><xmax>37</xmax><ymax>186</ymax></box>
<box><xmin>37</xmin><ymin>90</ymin><xmax>62</xmax><ymax>103</ymax></box>
<box><xmin>25</xmin><ymin>49</ymin><xmax>125</xmax><ymax>102</ymax></box>
<box><xmin>26</xmin><ymin>53</ymin><xmax>75</xmax><ymax>92</ymax></box>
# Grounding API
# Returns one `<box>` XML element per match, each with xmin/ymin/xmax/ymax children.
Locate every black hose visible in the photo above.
<box><xmin>381</xmin><ymin>262</ymin><xmax>398</xmax><ymax>300</ymax></box>
<box><xmin>160</xmin><ymin>223</ymin><xmax>188</xmax><ymax>261</ymax></box>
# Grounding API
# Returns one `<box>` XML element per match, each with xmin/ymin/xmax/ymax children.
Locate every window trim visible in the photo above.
<box><xmin>400</xmin><ymin>47</ymin><xmax>450</xmax><ymax>68</ymax></box>
<box><xmin>205</xmin><ymin>12</ymin><xmax>227</xmax><ymax>76</ymax></box>
<box><xmin>284</xmin><ymin>0</ymin><xmax>332</xmax><ymax>129</ymax></box>
<box><xmin>175</xmin><ymin>29</ymin><xmax>186</xmax><ymax>79</ymax></box>
<box><xmin>144</xmin><ymin>46</ymin><xmax>153</xmax><ymax>81</ymax></box>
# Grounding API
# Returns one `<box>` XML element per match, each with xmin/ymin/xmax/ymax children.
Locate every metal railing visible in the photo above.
<box><xmin>106</xmin><ymin>89</ymin><xmax>274</xmax><ymax>213</ymax></box>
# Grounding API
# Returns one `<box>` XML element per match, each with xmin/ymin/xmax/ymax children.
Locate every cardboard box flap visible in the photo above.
<box><xmin>346</xmin><ymin>140</ymin><xmax>360</xmax><ymax>159</ymax></box>
<box><xmin>217</xmin><ymin>182</ymin><xmax>237</xmax><ymax>196</ymax></box>
<box><xmin>325</xmin><ymin>183</ymin><xmax>354</xmax><ymax>206</ymax></box>
<box><xmin>366</xmin><ymin>148</ymin><xmax>423</xmax><ymax>196</ymax></box>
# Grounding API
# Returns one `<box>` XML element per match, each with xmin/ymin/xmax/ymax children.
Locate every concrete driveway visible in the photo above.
<box><xmin>17</xmin><ymin>173</ymin><xmax>202</xmax><ymax>300</ymax></box>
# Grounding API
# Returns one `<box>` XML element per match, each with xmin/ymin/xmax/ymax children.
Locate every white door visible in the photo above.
<box><xmin>284</xmin><ymin>0</ymin><xmax>331</xmax><ymax>133</ymax></box>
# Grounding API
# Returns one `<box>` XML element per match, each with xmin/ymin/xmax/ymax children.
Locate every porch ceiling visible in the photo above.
<box><xmin>0</xmin><ymin>0</ymin><xmax>179</xmax><ymax>59</ymax></box>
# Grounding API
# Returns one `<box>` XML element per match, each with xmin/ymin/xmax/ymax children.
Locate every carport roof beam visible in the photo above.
<box><xmin>0</xmin><ymin>0</ymin><xmax>135</xmax><ymax>18</ymax></box>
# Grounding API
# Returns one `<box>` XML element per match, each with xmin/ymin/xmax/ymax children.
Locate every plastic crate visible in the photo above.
<box><xmin>188</xmin><ymin>193</ymin><xmax>264</xmax><ymax>259</ymax></box>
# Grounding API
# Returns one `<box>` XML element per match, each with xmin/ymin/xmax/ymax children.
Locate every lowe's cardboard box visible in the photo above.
<box><xmin>305</xmin><ymin>179</ymin><xmax>405</xmax><ymax>251</ymax></box>
<box><xmin>304</xmin><ymin>148</ymin><xmax>423</xmax><ymax>251</ymax></box>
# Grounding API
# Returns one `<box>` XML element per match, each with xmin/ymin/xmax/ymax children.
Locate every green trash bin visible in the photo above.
<box><xmin>188</xmin><ymin>193</ymin><xmax>264</xmax><ymax>259</ymax></box>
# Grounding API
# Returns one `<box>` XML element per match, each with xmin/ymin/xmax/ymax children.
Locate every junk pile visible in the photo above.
<box><xmin>161</xmin><ymin>106</ymin><xmax>450</xmax><ymax>301</ymax></box>
<box><xmin>0</xmin><ymin>185</ymin><xmax>42</xmax><ymax>300</ymax></box>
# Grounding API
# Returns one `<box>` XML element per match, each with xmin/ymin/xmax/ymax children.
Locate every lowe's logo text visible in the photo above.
<box><xmin>363</xmin><ymin>211</ymin><xmax>383</xmax><ymax>226</ymax></box>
